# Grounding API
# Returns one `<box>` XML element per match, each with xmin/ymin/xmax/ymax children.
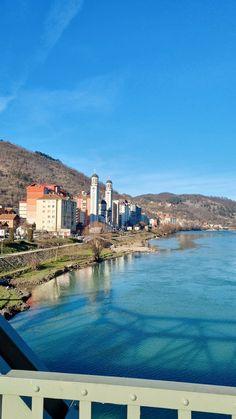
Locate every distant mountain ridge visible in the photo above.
<box><xmin>0</xmin><ymin>140</ymin><xmax>236</xmax><ymax>226</ymax></box>
<box><xmin>134</xmin><ymin>193</ymin><xmax>236</xmax><ymax>226</ymax></box>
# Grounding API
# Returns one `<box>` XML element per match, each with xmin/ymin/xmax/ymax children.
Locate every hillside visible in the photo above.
<box><xmin>134</xmin><ymin>193</ymin><xmax>236</xmax><ymax>227</ymax></box>
<box><xmin>0</xmin><ymin>140</ymin><xmax>102</xmax><ymax>207</ymax></box>
<box><xmin>1</xmin><ymin>140</ymin><xmax>236</xmax><ymax>227</ymax></box>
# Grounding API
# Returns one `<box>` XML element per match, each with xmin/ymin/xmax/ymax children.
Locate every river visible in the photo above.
<box><xmin>11</xmin><ymin>231</ymin><xmax>236</xmax><ymax>418</ymax></box>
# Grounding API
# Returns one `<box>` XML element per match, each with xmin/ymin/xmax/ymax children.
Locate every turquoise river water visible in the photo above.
<box><xmin>11</xmin><ymin>231</ymin><xmax>236</xmax><ymax>418</ymax></box>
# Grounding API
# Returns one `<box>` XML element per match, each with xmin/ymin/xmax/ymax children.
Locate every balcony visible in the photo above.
<box><xmin>1</xmin><ymin>369</ymin><xmax>236</xmax><ymax>418</ymax></box>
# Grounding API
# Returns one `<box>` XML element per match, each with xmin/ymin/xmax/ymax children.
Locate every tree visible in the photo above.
<box><xmin>27</xmin><ymin>227</ymin><xmax>33</xmax><ymax>242</ymax></box>
<box><xmin>8</xmin><ymin>228</ymin><xmax>14</xmax><ymax>242</ymax></box>
<box><xmin>88</xmin><ymin>237</ymin><xmax>109</xmax><ymax>262</ymax></box>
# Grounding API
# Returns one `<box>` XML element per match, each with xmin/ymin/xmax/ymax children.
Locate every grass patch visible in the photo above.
<box><xmin>35</xmin><ymin>236</ymin><xmax>79</xmax><ymax>248</ymax></box>
<box><xmin>0</xmin><ymin>286</ymin><xmax>23</xmax><ymax>309</ymax></box>
<box><xmin>12</xmin><ymin>246</ymin><xmax>95</xmax><ymax>288</ymax></box>
<box><xmin>0</xmin><ymin>240</ymin><xmax>37</xmax><ymax>254</ymax></box>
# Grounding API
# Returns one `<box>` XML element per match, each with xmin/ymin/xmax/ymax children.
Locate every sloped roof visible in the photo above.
<box><xmin>0</xmin><ymin>214</ymin><xmax>19</xmax><ymax>220</ymax></box>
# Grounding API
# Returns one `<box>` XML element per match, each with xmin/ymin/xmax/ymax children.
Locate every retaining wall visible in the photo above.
<box><xmin>0</xmin><ymin>243</ymin><xmax>81</xmax><ymax>274</ymax></box>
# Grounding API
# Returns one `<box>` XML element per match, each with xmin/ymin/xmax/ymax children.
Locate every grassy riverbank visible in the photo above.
<box><xmin>10</xmin><ymin>232</ymin><xmax>155</xmax><ymax>291</ymax></box>
<box><xmin>0</xmin><ymin>285</ymin><xmax>30</xmax><ymax>319</ymax></box>
<box><xmin>0</xmin><ymin>228</ymin><xmax>180</xmax><ymax>319</ymax></box>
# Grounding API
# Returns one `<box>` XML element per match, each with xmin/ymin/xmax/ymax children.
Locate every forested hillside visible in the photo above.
<box><xmin>134</xmin><ymin>193</ymin><xmax>236</xmax><ymax>226</ymax></box>
<box><xmin>1</xmin><ymin>140</ymin><xmax>236</xmax><ymax>227</ymax></box>
<box><xmin>0</xmin><ymin>140</ymin><xmax>95</xmax><ymax>206</ymax></box>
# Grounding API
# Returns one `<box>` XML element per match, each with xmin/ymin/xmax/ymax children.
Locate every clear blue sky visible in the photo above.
<box><xmin>1</xmin><ymin>0</ymin><xmax>236</xmax><ymax>198</ymax></box>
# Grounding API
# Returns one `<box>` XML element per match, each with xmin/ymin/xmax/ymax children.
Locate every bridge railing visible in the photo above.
<box><xmin>1</xmin><ymin>369</ymin><xmax>236</xmax><ymax>419</ymax></box>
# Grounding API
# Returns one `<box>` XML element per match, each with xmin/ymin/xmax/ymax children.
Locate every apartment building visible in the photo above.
<box><xmin>26</xmin><ymin>184</ymin><xmax>68</xmax><ymax>224</ymax></box>
<box><xmin>36</xmin><ymin>195</ymin><xmax>76</xmax><ymax>235</ymax></box>
<box><xmin>76</xmin><ymin>191</ymin><xmax>90</xmax><ymax>227</ymax></box>
<box><xmin>19</xmin><ymin>201</ymin><xmax>27</xmax><ymax>219</ymax></box>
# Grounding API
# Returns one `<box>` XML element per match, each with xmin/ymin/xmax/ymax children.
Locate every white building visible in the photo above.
<box><xmin>19</xmin><ymin>201</ymin><xmax>27</xmax><ymax>219</ymax></box>
<box><xmin>36</xmin><ymin>196</ymin><xmax>76</xmax><ymax>235</ymax></box>
<box><xmin>105</xmin><ymin>179</ymin><xmax>113</xmax><ymax>223</ymax></box>
<box><xmin>90</xmin><ymin>173</ymin><xmax>99</xmax><ymax>223</ymax></box>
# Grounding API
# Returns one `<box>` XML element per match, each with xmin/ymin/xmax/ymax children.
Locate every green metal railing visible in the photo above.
<box><xmin>1</xmin><ymin>369</ymin><xmax>236</xmax><ymax>418</ymax></box>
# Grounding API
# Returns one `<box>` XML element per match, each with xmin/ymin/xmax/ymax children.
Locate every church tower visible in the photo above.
<box><xmin>90</xmin><ymin>173</ymin><xmax>99</xmax><ymax>222</ymax></box>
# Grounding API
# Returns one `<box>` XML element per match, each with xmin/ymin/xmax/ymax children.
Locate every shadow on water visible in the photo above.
<box><xmin>11</xmin><ymin>233</ymin><xmax>236</xmax><ymax>419</ymax></box>
<box><xmin>16</xmin><ymin>258</ymin><xmax>236</xmax><ymax>387</ymax></box>
<box><xmin>50</xmin><ymin>303</ymin><xmax>235</xmax><ymax>419</ymax></box>
<box><xmin>55</xmin><ymin>304</ymin><xmax>236</xmax><ymax>385</ymax></box>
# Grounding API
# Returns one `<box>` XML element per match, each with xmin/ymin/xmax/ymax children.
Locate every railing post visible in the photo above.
<box><xmin>32</xmin><ymin>397</ymin><xmax>44</xmax><ymax>419</ymax></box>
<box><xmin>1</xmin><ymin>395</ymin><xmax>31</xmax><ymax>419</ymax></box>
<box><xmin>178</xmin><ymin>410</ymin><xmax>191</xmax><ymax>419</ymax></box>
<box><xmin>79</xmin><ymin>400</ymin><xmax>92</xmax><ymax>419</ymax></box>
<box><xmin>127</xmin><ymin>405</ymin><xmax>140</xmax><ymax>419</ymax></box>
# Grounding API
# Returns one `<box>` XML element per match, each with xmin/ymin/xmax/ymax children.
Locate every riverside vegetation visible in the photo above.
<box><xmin>0</xmin><ymin>225</ymin><xmax>183</xmax><ymax>319</ymax></box>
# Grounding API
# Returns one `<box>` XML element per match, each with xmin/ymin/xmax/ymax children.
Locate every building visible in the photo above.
<box><xmin>129</xmin><ymin>204</ymin><xmax>142</xmax><ymax>226</ymax></box>
<box><xmin>0</xmin><ymin>213</ymin><xmax>20</xmax><ymax>230</ymax></box>
<box><xmin>19</xmin><ymin>201</ymin><xmax>27</xmax><ymax>219</ymax></box>
<box><xmin>105</xmin><ymin>179</ymin><xmax>113</xmax><ymax>223</ymax></box>
<box><xmin>141</xmin><ymin>213</ymin><xmax>150</xmax><ymax>225</ymax></box>
<box><xmin>90</xmin><ymin>174</ymin><xmax>99</xmax><ymax>223</ymax></box>
<box><xmin>159</xmin><ymin>213</ymin><xmax>177</xmax><ymax>225</ymax></box>
<box><xmin>119</xmin><ymin>201</ymin><xmax>130</xmax><ymax>228</ymax></box>
<box><xmin>76</xmin><ymin>191</ymin><xmax>90</xmax><ymax>227</ymax></box>
<box><xmin>112</xmin><ymin>200</ymin><xmax>120</xmax><ymax>228</ymax></box>
<box><xmin>0</xmin><ymin>207</ymin><xmax>15</xmax><ymax>216</ymax></box>
<box><xmin>36</xmin><ymin>195</ymin><xmax>76</xmax><ymax>235</ymax></box>
<box><xmin>26</xmin><ymin>184</ymin><xmax>68</xmax><ymax>225</ymax></box>
<box><xmin>99</xmin><ymin>199</ymin><xmax>107</xmax><ymax>223</ymax></box>
<box><xmin>110</xmin><ymin>200</ymin><xmax>144</xmax><ymax>229</ymax></box>
<box><xmin>149</xmin><ymin>218</ymin><xmax>159</xmax><ymax>228</ymax></box>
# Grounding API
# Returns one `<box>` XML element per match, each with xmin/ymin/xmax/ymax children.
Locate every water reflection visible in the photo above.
<box><xmin>177</xmin><ymin>233</ymin><xmax>206</xmax><ymax>250</ymax></box>
<box><xmin>152</xmin><ymin>232</ymin><xmax>210</xmax><ymax>252</ymax></box>
<box><xmin>29</xmin><ymin>258</ymin><xmax>131</xmax><ymax>307</ymax></box>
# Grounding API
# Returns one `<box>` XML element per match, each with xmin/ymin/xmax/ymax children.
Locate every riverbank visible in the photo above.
<box><xmin>0</xmin><ymin>228</ymin><xmax>180</xmax><ymax>319</ymax></box>
<box><xmin>0</xmin><ymin>233</ymin><xmax>159</xmax><ymax>319</ymax></box>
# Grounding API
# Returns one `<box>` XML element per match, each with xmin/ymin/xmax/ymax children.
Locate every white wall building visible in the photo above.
<box><xmin>36</xmin><ymin>196</ymin><xmax>76</xmax><ymax>235</ymax></box>
<box><xmin>19</xmin><ymin>201</ymin><xmax>27</xmax><ymax>219</ymax></box>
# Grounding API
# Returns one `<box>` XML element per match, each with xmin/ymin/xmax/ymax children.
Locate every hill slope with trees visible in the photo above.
<box><xmin>134</xmin><ymin>193</ymin><xmax>236</xmax><ymax>227</ymax></box>
<box><xmin>0</xmin><ymin>140</ymin><xmax>98</xmax><ymax>206</ymax></box>
<box><xmin>1</xmin><ymin>140</ymin><xmax>236</xmax><ymax>226</ymax></box>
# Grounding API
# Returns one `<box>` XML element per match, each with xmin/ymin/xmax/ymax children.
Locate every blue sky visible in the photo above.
<box><xmin>1</xmin><ymin>0</ymin><xmax>236</xmax><ymax>198</ymax></box>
